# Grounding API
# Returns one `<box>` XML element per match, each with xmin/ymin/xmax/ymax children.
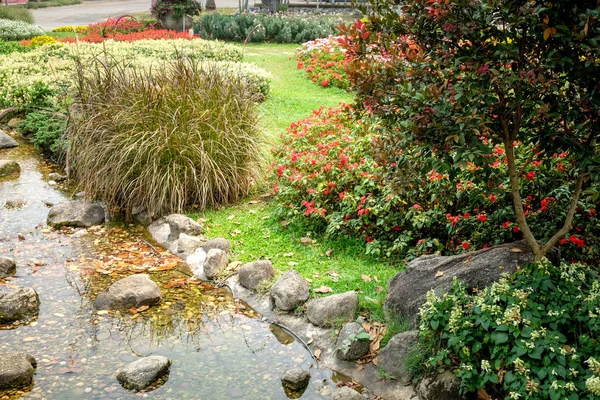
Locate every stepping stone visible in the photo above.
<box><xmin>116</xmin><ymin>355</ymin><xmax>170</xmax><ymax>390</ymax></box>
<box><xmin>0</xmin><ymin>286</ymin><xmax>40</xmax><ymax>323</ymax></box>
<box><xmin>270</xmin><ymin>270</ymin><xmax>309</xmax><ymax>311</ymax></box>
<box><xmin>204</xmin><ymin>249</ymin><xmax>229</xmax><ymax>280</ymax></box>
<box><xmin>0</xmin><ymin>352</ymin><xmax>36</xmax><ymax>389</ymax></box>
<box><xmin>95</xmin><ymin>274</ymin><xmax>161</xmax><ymax>310</ymax></box>
<box><xmin>47</xmin><ymin>200</ymin><xmax>105</xmax><ymax>228</ymax></box>
<box><xmin>335</xmin><ymin>322</ymin><xmax>370</xmax><ymax>361</ymax></box>
<box><xmin>332</xmin><ymin>386</ymin><xmax>362</xmax><ymax>400</ymax></box>
<box><xmin>238</xmin><ymin>260</ymin><xmax>274</xmax><ymax>290</ymax></box>
<box><xmin>306</xmin><ymin>291</ymin><xmax>358</xmax><ymax>327</ymax></box>
<box><xmin>0</xmin><ymin>257</ymin><xmax>16</xmax><ymax>275</ymax></box>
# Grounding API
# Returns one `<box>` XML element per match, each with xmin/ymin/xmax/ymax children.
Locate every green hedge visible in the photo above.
<box><xmin>0</xmin><ymin>6</ymin><xmax>34</xmax><ymax>23</ymax></box>
<box><xmin>194</xmin><ymin>12</ymin><xmax>337</xmax><ymax>43</ymax></box>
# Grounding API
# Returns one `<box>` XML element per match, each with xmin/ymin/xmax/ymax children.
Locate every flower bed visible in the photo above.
<box><xmin>271</xmin><ymin>106</ymin><xmax>599</xmax><ymax>263</ymax></box>
<box><xmin>296</xmin><ymin>36</ymin><xmax>350</xmax><ymax>89</ymax></box>
<box><xmin>0</xmin><ymin>18</ymin><xmax>44</xmax><ymax>41</ymax></box>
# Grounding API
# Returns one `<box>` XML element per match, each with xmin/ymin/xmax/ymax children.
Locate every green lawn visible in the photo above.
<box><xmin>190</xmin><ymin>43</ymin><xmax>401</xmax><ymax>324</ymax></box>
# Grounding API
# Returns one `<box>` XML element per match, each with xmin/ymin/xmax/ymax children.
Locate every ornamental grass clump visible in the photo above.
<box><xmin>67</xmin><ymin>55</ymin><xmax>264</xmax><ymax>215</ymax></box>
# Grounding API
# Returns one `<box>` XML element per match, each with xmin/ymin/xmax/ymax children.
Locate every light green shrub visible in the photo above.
<box><xmin>0</xmin><ymin>6</ymin><xmax>34</xmax><ymax>23</ymax></box>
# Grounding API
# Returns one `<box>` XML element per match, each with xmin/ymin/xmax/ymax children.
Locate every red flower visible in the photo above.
<box><xmin>366</xmin><ymin>236</ymin><xmax>374</xmax><ymax>243</ymax></box>
<box><xmin>476</xmin><ymin>214</ymin><xmax>487</xmax><ymax>222</ymax></box>
<box><xmin>413</xmin><ymin>204</ymin><xmax>422</xmax><ymax>210</ymax></box>
<box><xmin>489</xmin><ymin>194</ymin><xmax>497</xmax><ymax>203</ymax></box>
<box><xmin>461</xmin><ymin>242</ymin><xmax>469</xmax><ymax>250</ymax></box>
<box><xmin>464</xmin><ymin>212</ymin><xmax>471</xmax><ymax>219</ymax></box>
<box><xmin>526</xmin><ymin>171</ymin><xmax>535</xmax><ymax>181</ymax></box>
<box><xmin>321</xmin><ymin>78</ymin><xmax>330</xmax><ymax>87</ymax></box>
<box><xmin>568</xmin><ymin>235</ymin><xmax>585</xmax><ymax>247</ymax></box>
<box><xmin>502</xmin><ymin>221</ymin><xmax>512</xmax><ymax>229</ymax></box>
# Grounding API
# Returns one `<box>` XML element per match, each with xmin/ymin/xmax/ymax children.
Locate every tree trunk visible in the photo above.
<box><xmin>262</xmin><ymin>0</ymin><xmax>280</xmax><ymax>13</ymax></box>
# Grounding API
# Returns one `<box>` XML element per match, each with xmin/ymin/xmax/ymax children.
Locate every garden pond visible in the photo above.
<box><xmin>0</xmin><ymin>138</ymin><xmax>346</xmax><ymax>399</ymax></box>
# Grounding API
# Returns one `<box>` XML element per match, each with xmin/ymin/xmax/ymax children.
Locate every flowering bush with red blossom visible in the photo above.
<box><xmin>272</xmin><ymin>106</ymin><xmax>599</xmax><ymax>263</ymax></box>
<box><xmin>296</xmin><ymin>36</ymin><xmax>351</xmax><ymax>90</ymax></box>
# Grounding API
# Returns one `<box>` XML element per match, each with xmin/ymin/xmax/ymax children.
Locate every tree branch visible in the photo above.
<box><xmin>541</xmin><ymin>174</ymin><xmax>585</xmax><ymax>255</ymax></box>
<box><xmin>0</xmin><ymin>107</ymin><xmax>18</xmax><ymax>120</ymax></box>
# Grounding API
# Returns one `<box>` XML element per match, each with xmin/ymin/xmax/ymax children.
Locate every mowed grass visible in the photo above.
<box><xmin>189</xmin><ymin>45</ymin><xmax>402</xmax><ymax>322</ymax></box>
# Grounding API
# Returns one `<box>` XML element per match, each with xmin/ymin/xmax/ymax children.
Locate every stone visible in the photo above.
<box><xmin>201</xmin><ymin>237</ymin><xmax>232</xmax><ymax>254</ymax></box>
<box><xmin>281</xmin><ymin>368</ymin><xmax>310</xmax><ymax>391</ymax></box>
<box><xmin>131</xmin><ymin>207</ymin><xmax>154</xmax><ymax>227</ymax></box>
<box><xmin>165</xmin><ymin>214</ymin><xmax>203</xmax><ymax>238</ymax></box>
<box><xmin>238</xmin><ymin>260</ymin><xmax>274</xmax><ymax>290</ymax></box>
<box><xmin>331</xmin><ymin>386</ymin><xmax>362</xmax><ymax>400</ymax></box>
<box><xmin>95</xmin><ymin>274</ymin><xmax>161</xmax><ymax>310</ymax></box>
<box><xmin>0</xmin><ymin>130</ymin><xmax>18</xmax><ymax>149</ymax></box>
<box><xmin>306</xmin><ymin>291</ymin><xmax>358</xmax><ymax>327</ymax></box>
<box><xmin>7</xmin><ymin>118</ymin><xmax>20</xmax><ymax>129</ymax></box>
<box><xmin>186</xmin><ymin>248</ymin><xmax>207</xmax><ymax>279</ymax></box>
<box><xmin>0</xmin><ymin>160</ymin><xmax>20</xmax><ymax>177</ymax></box>
<box><xmin>416</xmin><ymin>371</ymin><xmax>462</xmax><ymax>400</ymax></box>
<box><xmin>0</xmin><ymin>352</ymin><xmax>36</xmax><ymax>389</ymax></box>
<box><xmin>377</xmin><ymin>330</ymin><xmax>419</xmax><ymax>385</ymax></box>
<box><xmin>385</xmin><ymin>240</ymin><xmax>535</xmax><ymax>325</ymax></box>
<box><xmin>169</xmin><ymin>233</ymin><xmax>204</xmax><ymax>257</ymax></box>
<box><xmin>116</xmin><ymin>356</ymin><xmax>170</xmax><ymax>391</ymax></box>
<box><xmin>203</xmin><ymin>249</ymin><xmax>229</xmax><ymax>280</ymax></box>
<box><xmin>47</xmin><ymin>201</ymin><xmax>105</xmax><ymax>228</ymax></box>
<box><xmin>270</xmin><ymin>270</ymin><xmax>310</xmax><ymax>311</ymax></box>
<box><xmin>5</xmin><ymin>199</ymin><xmax>25</xmax><ymax>209</ymax></box>
<box><xmin>335</xmin><ymin>322</ymin><xmax>370</xmax><ymax>361</ymax></box>
<box><xmin>0</xmin><ymin>286</ymin><xmax>40</xmax><ymax>323</ymax></box>
<box><xmin>48</xmin><ymin>172</ymin><xmax>66</xmax><ymax>182</ymax></box>
<box><xmin>0</xmin><ymin>257</ymin><xmax>16</xmax><ymax>275</ymax></box>
<box><xmin>147</xmin><ymin>214</ymin><xmax>202</xmax><ymax>246</ymax></box>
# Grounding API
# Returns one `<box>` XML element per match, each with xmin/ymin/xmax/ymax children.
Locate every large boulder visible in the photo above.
<box><xmin>335</xmin><ymin>322</ymin><xmax>370</xmax><ymax>361</ymax></box>
<box><xmin>186</xmin><ymin>248</ymin><xmax>207</xmax><ymax>279</ymax></box>
<box><xmin>0</xmin><ymin>257</ymin><xmax>16</xmax><ymax>275</ymax></box>
<box><xmin>202</xmin><ymin>237</ymin><xmax>232</xmax><ymax>254</ymax></box>
<box><xmin>147</xmin><ymin>214</ymin><xmax>203</xmax><ymax>246</ymax></box>
<box><xmin>416</xmin><ymin>371</ymin><xmax>462</xmax><ymax>400</ymax></box>
<box><xmin>270</xmin><ymin>270</ymin><xmax>310</xmax><ymax>311</ymax></box>
<box><xmin>47</xmin><ymin>201</ymin><xmax>105</xmax><ymax>228</ymax></box>
<box><xmin>0</xmin><ymin>160</ymin><xmax>20</xmax><ymax>177</ymax></box>
<box><xmin>377</xmin><ymin>330</ymin><xmax>419</xmax><ymax>385</ymax></box>
<box><xmin>0</xmin><ymin>286</ymin><xmax>40</xmax><ymax>323</ymax></box>
<box><xmin>116</xmin><ymin>355</ymin><xmax>171</xmax><ymax>391</ymax></box>
<box><xmin>95</xmin><ymin>274</ymin><xmax>161</xmax><ymax>310</ymax></box>
<box><xmin>203</xmin><ymin>249</ymin><xmax>229</xmax><ymax>280</ymax></box>
<box><xmin>238</xmin><ymin>260</ymin><xmax>274</xmax><ymax>290</ymax></box>
<box><xmin>281</xmin><ymin>368</ymin><xmax>310</xmax><ymax>391</ymax></box>
<box><xmin>0</xmin><ymin>130</ymin><xmax>18</xmax><ymax>149</ymax></box>
<box><xmin>385</xmin><ymin>240</ymin><xmax>534</xmax><ymax>325</ymax></box>
<box><xmin>306</xmin><ymin>291</ymin><xmax>358</xmax><ymax>327</ymax></box>
<box><xmin>0</xmin><ymin>352</ymin><xmax>36</xmax><ymax>389</ymax></box>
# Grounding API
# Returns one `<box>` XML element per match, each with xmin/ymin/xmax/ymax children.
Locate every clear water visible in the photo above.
<box><xmin>0</xmin><ymin>139</ymin><xmax>340</xmax><ymax>400</ymax></box>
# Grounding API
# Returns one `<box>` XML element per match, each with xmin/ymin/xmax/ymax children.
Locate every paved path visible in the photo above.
<box><xmin>32</xmin><ymin>0</ymin><xmax>242</xmax><ymax>30</ymax></box>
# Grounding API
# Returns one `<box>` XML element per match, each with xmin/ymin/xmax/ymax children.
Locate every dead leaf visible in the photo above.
<box><xmin>373</xmin><ymin>275</ymin><xmax>379</xmax><ymax>282</ymax></box>
<box><xmin>325</xmin><ymin>248</ymin><xmax>333</xmax><ymax>257</ymax></box>
<box><xmin>374</xmin><ymin>285</ymin><xmax>385</xmax><ymax>293</ymax></box>
<box><xmin>361</xmin><ymin>274</ymin><xmax>372</xmax><ymax>282</ymax></box>
<box><xmin>283</xmin><ymin>252</ymin><xmax>294</xmax><ymax>257</ymax></box>
<box><xmin>372</xmin><ymin>357</ymin><xmax>378</xmax><ymax>366</ymax></box>
<box><xmin>288</xmin><ymin>261</ymin><xmax>298</xmax><ymax>266</ymax></box>
<box><xmin>314</xmin><ymin>348</ymin><xmax>321</xmax><ymax>360</ymax></box>
<box><xmin>298</xmin><ymin>237</ymin><xmax>314</xmax><ymax>246</ymax></box>
<box><xmin>248</xmin><ymin>200</ymin><xmax>259</xmax><ymax>204</ymax></box>
<box><xmin>307</xmin><ymin>338</ymin><xmax>313</xmax><ymax>345</ymax></box>
<box><xmin>227</xmin><ymin>215</ymin><xmax>235</xmax><ymax>220</ymax></box>
<box><xmin>543</xmin><ymin>27</ymin><xmax>557</xmax><ymax>41</ymax></box>
<box><xmin>511</xmin><ymin>247</ymin><xmax>522</xmax><ymax>253</ymax></box>
<box><xmin>361</xmin><ymin>322</ymin><xmax>371</xmax><ymax>333</ymax></box>
<box><xmin>281</xmin><ymin>220</ymin><xmax>289</xmax><ymax>227</ymax></box>
<box><xmin>435</xmin><ymin>271</ymin><xmax>444</xmax><ymax>278</ymax></box>
<box><xmin>314</xmin><ymin>285</ymin><xmax>333</xmax><ymax>293</ymax></box>
<box><xmin>477</xmin><ymin>388</ymin><xmax>490</xmax><ymax>400</ymax></box>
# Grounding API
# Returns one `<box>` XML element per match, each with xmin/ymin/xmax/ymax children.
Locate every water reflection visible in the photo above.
<box><xmin>0</xmin><ymin>140</ymin><xmax>337</xmax><ymax>399</ymax></box>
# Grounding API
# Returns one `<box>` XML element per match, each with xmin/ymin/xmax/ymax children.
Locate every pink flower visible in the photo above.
<box><xmin>413</xmin><ymin>204</ymin><xmax>422</xmax><ymax>210</ymax></box>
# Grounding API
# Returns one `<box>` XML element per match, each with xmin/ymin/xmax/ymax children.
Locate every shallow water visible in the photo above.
<box><xmin>0</xmin><ymin>138</ymin><xmax>340</xmax><ymax>400</ymax></box>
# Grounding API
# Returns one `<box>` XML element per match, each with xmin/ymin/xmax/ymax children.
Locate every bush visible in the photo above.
<box><xmin>0</xmin><ymin>37</ymin><xmax>32</xmax><ymax>54</ymax></box>
<box><xmin>24</xmin><ymin>0</ymin><xmax>81</xmax><ymax>9</ymax></box>
<box><xmin>296</xmin><ymin>36</ymin><xmax>351</xmax><ymax>90</ymax></box>
<box><xmin>418</xmin><ymin>259</ymin><xmax>600</xmax><ymax>400</ymax></box>
<box><xmin>17</xmin><ymin>110</ymin><xmax>67</xmax><ymax>157</ymax></box>
<box><xmin>0</xmin><ymin>6</ymin><xmax>33</xmax><ymax>23</ymax></box>
<box><xmin>271</xmin><ymin>106</ymin><xmax>600</xmax><ymax>263</ymax></box>
<box><xmin>67</xmin><ymin>56</ymin><xmax>265</xmax><ymax>215</ymax></box>
<box><xmin>0</xmin><ymin>18</ymin><xmax>44</xmax><ymax>41</ymax></box>
<box><xmin>195</xmin><ymin>12</ymin><xmax>337</xmax><ymax>43</ymax></box>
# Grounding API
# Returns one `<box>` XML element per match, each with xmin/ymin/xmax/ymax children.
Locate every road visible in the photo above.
<box><xmin>31</xmin><ymin>0</ymin><xmax>243</xmax><ymax>30</ymax></box>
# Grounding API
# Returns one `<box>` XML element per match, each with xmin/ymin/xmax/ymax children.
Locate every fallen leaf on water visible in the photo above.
<box><xmin>164</xmin><ymin>278</ymin><xmax>188</xmax><ymax>289</ymax></box>
<box><xmin>23</xmin><ymin>337</ymin><xmax>36</xmax><ymax>342</ymax></box>
<box><xmin>307</xmin><ymin>338</ymin><xmax>313</xmax><ymax>345</ymax></box>
<box><xmin>361</xmin><ymin>274</ymin><xmax>372</xmax><ymax>282</ymax></box>
<box><xmin>314</xmin><ymin>285</ymin><xmax>333</xmax><ymax>294</ymax></box>
<box><xmin>53</xmin><ymin>313</ymin><xmax>65</xmax><ymax>318</ymax></box>
<box><xmin>96</xmin><ymin>310</ymin><xmax>109</xmax><ymax>315</ymax></box>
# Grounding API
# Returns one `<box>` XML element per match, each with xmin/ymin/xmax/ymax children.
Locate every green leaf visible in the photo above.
<box><xmin>491</xmin><ymin>331</ymin><xmax>509</xmax><ymax>344</ymax></box>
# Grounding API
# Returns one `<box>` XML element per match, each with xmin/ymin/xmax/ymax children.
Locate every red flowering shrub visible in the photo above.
<box><xmin>295</xmin><ymin>36</ymin><xmax>351</xmax><ymax>90</ymax></box>
<box><xmin>272</xmin><ymin>106</ymin><xmax>599</xmax><ymax>263</ymax></box>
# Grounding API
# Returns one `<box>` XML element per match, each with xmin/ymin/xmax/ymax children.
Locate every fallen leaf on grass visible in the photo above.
<box><xmin>248</xmin><ymin>200</ymin><xmax>259</xmax><ymax>204</ymax></box>
<box><xmin>314</xmin><ymin>285</ymin><xmax>333</xmax><ymax>293</ymax></box>
<box><xmin>325</xmin><ymin>248</ymin><xmax>333</xmax><ymax>257</ymax></box>
<box><xmin>361</xmin><ymin>274</ymin><xmax>372</xmax><ymax>282</ymax></box>
<box><xmin>288</xmin><ymin>261</ymin><xmax>298</xmax><ymax>266</ymax></box>
<box><xmin>374</xmin><ymin>285</ymin><xmax>385</xmax><ymax>293</ymax></box>
<box><xmin>298</xmin><ymin>237</ymin><xmax>314</xmax><ymax>246</ymax></box>
<box><xmin>227</xmin><ymin>215</ymin><xmax>235</xmax><ymax>220</ymax></box>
